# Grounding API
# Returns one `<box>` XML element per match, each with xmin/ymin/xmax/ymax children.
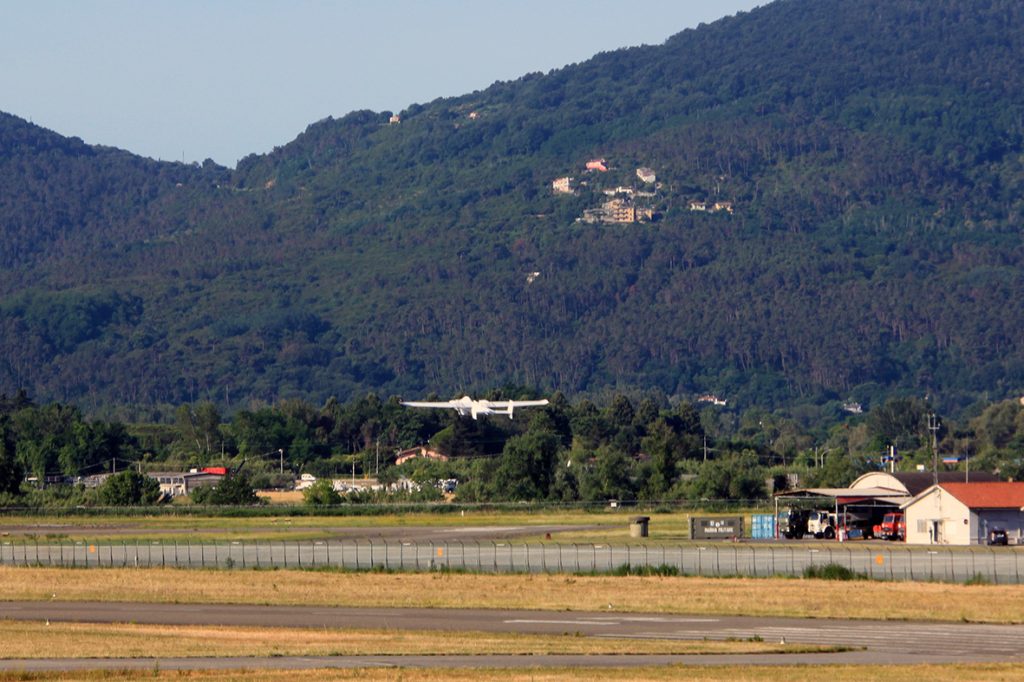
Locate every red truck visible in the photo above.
<box><xmin>878</xmin><ymin>511</ymin><xmax>905</xmax><ymax>541</ymax></box>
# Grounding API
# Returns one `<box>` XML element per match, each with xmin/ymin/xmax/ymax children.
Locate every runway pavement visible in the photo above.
<box><xmin>1</xmin><ymin>601</ymin><xmax>1022</xmax><ymax>670</ymax></box>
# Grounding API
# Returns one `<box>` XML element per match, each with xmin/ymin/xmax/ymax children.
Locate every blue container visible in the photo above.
<box><xmin>750</xmin><ymin>513</ymin><xmax>776</xmax><ymax>539</ymax></box>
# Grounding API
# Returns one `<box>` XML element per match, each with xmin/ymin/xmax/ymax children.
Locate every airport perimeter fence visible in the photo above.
<box><xmin>2</xmin><ymin>538</ymin><xmax>1024</xmax><ymax>583</ymax></box>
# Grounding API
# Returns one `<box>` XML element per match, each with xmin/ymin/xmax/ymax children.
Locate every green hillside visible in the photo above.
<box><xmin>2</xmin><ymin>0</ymin><xmax>1024</xmax><ymax>419</ymax></box>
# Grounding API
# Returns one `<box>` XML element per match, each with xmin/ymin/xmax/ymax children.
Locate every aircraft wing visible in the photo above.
<box><xmin>401</xmin><ymin>401</ymin><xmax>456</xmax><ymax>408</ymax></box>
<box><xmin>486</xmin><ymin>399</ymin><xmax>550</xmax><ymax>408</ymax></box>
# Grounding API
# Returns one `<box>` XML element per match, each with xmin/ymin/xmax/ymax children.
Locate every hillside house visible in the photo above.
<box><xmin>389</xmin><ymin>114</ymin><xmax>401</xmax><ymax>124</ymax></box>
<box><xmin>713</xmin><ymin>201</ymin><xmax>734</xmax><ymax>213</ymax></box>
<box><xmin>636</xmin><ymin>167</ymin><xmax>656</xmax><ymax>184</ymax></box>
<box><xmin>583</xmin><ymin>198</ymin><xmax>648</xmax><ymax>224</ymax></box>
<box><xmin>688</xmin><ymin>200</ymin><xmax>708</xmax><ymax>211</ymax></box>
<box><xmin>586</xmin><ymin>158</ymin><xmax>608</xmax><ymax>172</ymax></box>
<box><xmin>551</xmin><ymin>176</ymin><xmax>574</xmax><ymax>194</ymax></box>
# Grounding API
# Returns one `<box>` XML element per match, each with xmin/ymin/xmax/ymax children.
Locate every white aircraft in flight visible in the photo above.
<box><xmin>401</xmin><ymin>395</ymin><xmax>549</xmax><ymax>420</ymax></box>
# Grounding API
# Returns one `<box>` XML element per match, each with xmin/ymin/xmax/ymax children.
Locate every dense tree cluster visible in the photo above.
<box><xmin>3</xmin><ymin>389</ymin><xmax>1023</xmax><ymax>508</ymax></box>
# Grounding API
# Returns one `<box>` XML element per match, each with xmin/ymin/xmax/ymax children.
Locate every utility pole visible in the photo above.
<box><xmin>375</xmin><ymin>439</ymin><xmax>380</xmax><ymax>477</ymax></box>
<box><xmin>965</xmin><ymin>436</ymin><xmax>971</xmax><ymax>483</ymax></box>
<box><xmin>927</xmin><ymin>413</ymin><xmax>940</xmax><ymax>485</ymax></box>
<box><xmin>703</xmin><ymin>435</ymin><xmax>715</xmax><ymax>462</ymax></box>
<box><xmin>279</xmin><ymin>449</ymin><xmax>284</xmax><ymax>475</ymax></box>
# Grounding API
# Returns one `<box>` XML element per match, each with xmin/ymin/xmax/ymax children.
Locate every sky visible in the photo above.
<box><xmin>2</xmin><ymin>1</ymin><xmax>764</xmax><ymax>167</ymax></box>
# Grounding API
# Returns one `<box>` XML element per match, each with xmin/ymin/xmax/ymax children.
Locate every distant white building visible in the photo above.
<box><xmin>294</xmin><ymin>473</ymin><xmax>318</xmax><ymax>490</ymax></box>
<box><xmin>149</xmin><ymin>471</ymin><xmax>224</xmax><ymax>498</ymax></box>
<box><xmin>551</xmin><ymin>176</ymin><xmax>574</xmax><ymax>194</ymax></box>
<box><xmin>636</xmin><ymin>167</ymin><xmax>656</xmax><ymax>184</ymax></box>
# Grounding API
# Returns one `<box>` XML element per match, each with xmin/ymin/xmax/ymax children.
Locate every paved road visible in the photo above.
<box><xmin>1</xmin><ymin>601</ymin><xmax>1022</xmax><ymax>670</ymax></box>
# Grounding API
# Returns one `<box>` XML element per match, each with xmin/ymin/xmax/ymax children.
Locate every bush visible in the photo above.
<box><xmin>803</xmin><ymin>563</ymin><xmax>863</xmax><ymax>581</ymax></box>
<box><xmin>303</xmin><ymin>479</ymin><xmax>341</xmax><ymax>506</ymax></box>
<box><xmin>610</xmin><ymin>563</ymin><xmax>680</xmax><ymax>577</ymax></box>
<box><xmin>96</xmin><ymin>471</ymin><xmax>161</xmax><ymax>506</ymax></box>
<box><xmin>191</xmin><ymin>472</ymin><xmax>261</xmax><ymax>505</ymax></box>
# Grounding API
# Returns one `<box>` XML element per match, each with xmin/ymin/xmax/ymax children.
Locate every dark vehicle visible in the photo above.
<box><xmin>779</xmin><ymin>508</ymin><xmax>809</xmax><ymax>539</ymax></box>
<box><xmin>987</xmin><ymin>529</ymin><xmax>1009</xmax><ymax>546</ymax></box>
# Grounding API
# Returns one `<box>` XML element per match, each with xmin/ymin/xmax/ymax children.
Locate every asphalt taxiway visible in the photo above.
<box><xmin>1</xmin><ymin>601</ymin><xmax>1021</xmax><ymax>670</ymax></box>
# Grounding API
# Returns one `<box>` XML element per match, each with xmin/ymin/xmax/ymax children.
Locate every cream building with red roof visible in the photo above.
<box><xmin>902</xmin><ymin>482</ymin><xmax>1024</xmax><ymax>545</ymax></box>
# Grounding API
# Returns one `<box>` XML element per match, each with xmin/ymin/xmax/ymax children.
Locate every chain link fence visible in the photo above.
<box><xmin>2</xmin><ymin>539</ymin><xmax>1022</xmax><ymax>583</ymax></box>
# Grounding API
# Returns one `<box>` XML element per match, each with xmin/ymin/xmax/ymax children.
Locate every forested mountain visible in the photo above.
<box><xmin>2</xmin><ymin>0</ymin><xmax>1024</xmax><ymax>420</ymax></box>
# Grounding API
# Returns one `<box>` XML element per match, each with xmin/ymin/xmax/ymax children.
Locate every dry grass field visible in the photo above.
<box><xmin>255</xmin><ymin>490</ymin><xmax>305</xmax><ymax>504</ymax></box>
<box><xmin>0</xmin><ymin>664</ymin><xmax>1021</xmax><ymax>682</ymax></box>
<box><xmin>3</xmin><ymin>566</ymin><xmax>1023</xmax><ymax>623</ymax></box>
